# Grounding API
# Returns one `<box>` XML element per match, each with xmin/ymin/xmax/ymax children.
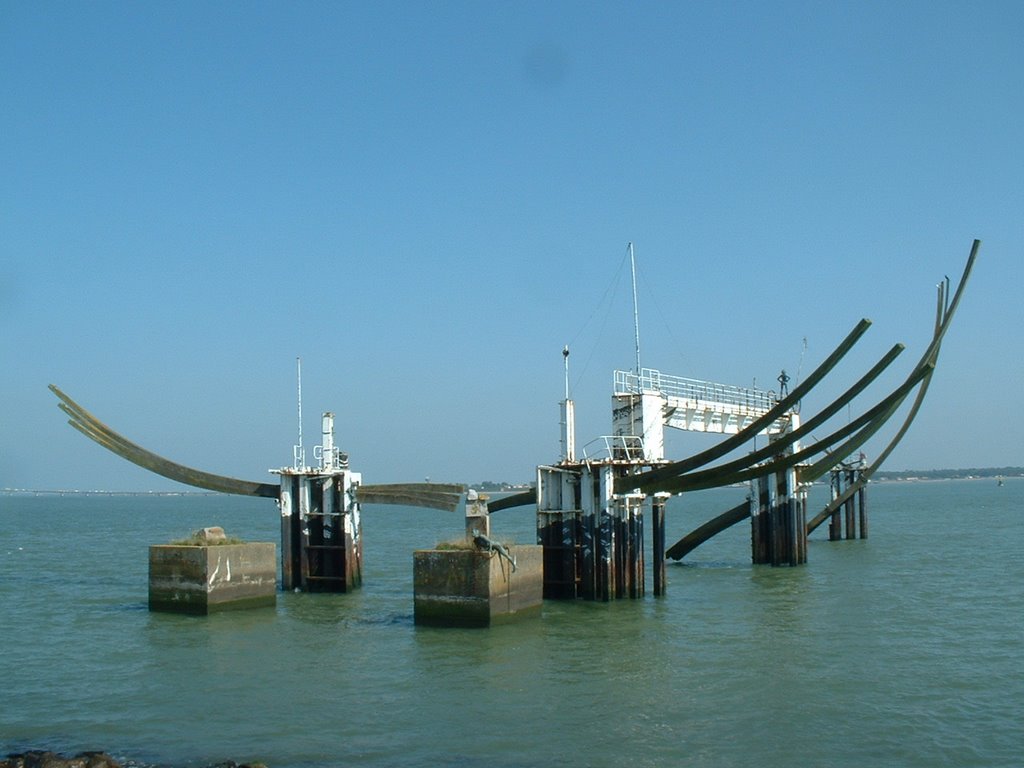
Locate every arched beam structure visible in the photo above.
<box><xmin>49</xmin><ymin>385</ymin><xmax>466</xmax><ymax>512</ymax></box>
<box><xmin>640</xmin><ymin>346</ymin><xmax>920</xmax><ymax>496</ymax></box>
<box><xmin>664</xmin><ymin>240</ymin><xmax>978</xmax><ymax>558</ymax></box>
<box><xmin>488</xmin><ymin>489</ymin><xmax>535</xmax><ymax>513</ymax></box>
<box><xmin>488</xmin><ymin>242</ymin><xmax>978</xmax><ymax>537</ymax></box>
<box><xmin>664</xmin><ymin>501</ymin><xmax>748</xmax><ymax>561</ymax></box>
<box><xmin>630</xmin><ymin>317</ymin><xmax>874</xmax><ymax>492</ymax></box>
<box><xmin>805</xmin><ymin>239</ymin><xmax>979</xmax><ymax>532</ymax></box>
<box><xmin>488</xmin><ymin>316</ymin><xmax>880</xmax><ymax>514</ymax></box>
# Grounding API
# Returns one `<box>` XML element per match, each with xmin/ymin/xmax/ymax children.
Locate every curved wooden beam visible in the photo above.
<box><xmin>357</xmin><ymin>483</ymin><xmax>466</xmax><ymax>512</ymax></box>
<box><xmin>665</xmin><ymin>501</ymin><xmax>748</xmax><ymax>560</ymax></box>
<box><xmin>807</xmin><ymin>475</ymin><xmax>867</xmax><ymax>534</ymax></box>
<box><xmin>618</xmin><ymin>357</ymin><xmax>930</xmax><ymax>560</ymax></box>
<box><xmin>648</xmin><ymin>362</ymin><xmax>933</xmax><ymax>496</ymax></box>
<box><xmin>798</xmin><ymin>358</ymin><xmax>940</xmax><ymax>485</ymax></box>
<box><xmin>52</xmin><ymin>385</ymin><xmax>280</xmax><ymax>497</ymax></box>
<box><xmin>806</xmin><ymin>293</ymin><xmax>947</xmax><ymax>534</ymax></box>
<box><xmin>663</xmin><ymin>350</ymin><xmax>935</xmax><ymax>558</ymax></box>
<box><xmin>807</xmin><ymin>242</ymin><xmax>978</xmax><ymax>533</ymax></box>
<box><xmin>487</xmin><ymin>489</ymin><xmax>536</xmax><ymax>513</ymax></box>
<box><xmin>628</xmin><ymin>342</ymin><xmax>905</xmax><ymax>496</ymax></box>
<box><xmin>803</xmin><ymin>239</ymin><xmax>978</xmax><ymax>488</ymax></box>
<box><xmin>631</xmin><ymin>318</ymin><xmax>873</xmax><ymax>491</ymax></box>
<box><xmin>858</xmin><ymin>240</ymin><xmax>978</xmax><ymax>474</ymax></box>
<box><xmin>51</xmin><ymin>385</ymin><xmax>466</xmax><ymax>511</ymax></box>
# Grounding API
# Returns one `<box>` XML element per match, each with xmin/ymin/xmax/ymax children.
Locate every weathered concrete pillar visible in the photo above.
<box><xmin>149</xmin><ymin>531</ymin><xmax>276</xmax><ymax>614</ymax></box>
<box><xmin>413</xmin><ymin>492</ymin><xmax>543</xmax><ymax>627</ymax></box>
<box><xmin>413</xmin><ymin>545</ymin><xmax>544</xmax><ymax>627</ymax></box>
<box><xmin>465</xmin><ymin>491</ymin><xmax>490</xmax><ymax>540</ymax></box>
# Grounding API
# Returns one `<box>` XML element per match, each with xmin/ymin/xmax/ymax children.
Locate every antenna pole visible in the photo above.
<box><xmin>563</xmin><ymin>345</ymin><xmax>570</xmax><ymax>400</ymax></box>
<box><xmin>295</xmin><ymin>357</ymin><xmax>305</xmax><ymax>470</ymax></box>
<box><xmin>560</xmin><ymin>345</ymin><xmax>576</xmax><ymax>463</ymax></box>
<box><xmin>629</xmin><ymin>242</ymin><xmax>641</xmax><ymax>377</ymax></box>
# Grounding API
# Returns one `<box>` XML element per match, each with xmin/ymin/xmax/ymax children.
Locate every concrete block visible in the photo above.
<box><xmin>413</xmin><ymin>545</ymin><xmax>543</xmax><ymax>627</ymax></box>
<box><xmin>149</xmin><ymin>542</ymin><xmax>276</xmax><ymax>615</ymax></box>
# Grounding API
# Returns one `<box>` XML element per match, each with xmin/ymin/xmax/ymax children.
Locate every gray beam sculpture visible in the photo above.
<box><xmin>805</xmin><ymin>239</ymin><xmax>979</xmax><ymax>532</ymax></box>
<box><xmin>487</xmin><ymin>316</ymin><xmax>877</xmax><ymax>514</ymax></box>
<box><xmin>50</xmin><ymin>385</ymin><xmax>466</xmax><ymax>512</ymax></box>
<box><xmin>663</xmin><ymin>361</ymin><xmax>935</xmax><ymax>560</ymax></box>
<box><xmin>664</xmin><ymin>239</ymin><xmax>978</xmax><ymax>557</ymax></box>
<box><xmin>486</xmin><ymin>240</ymin><xmax>978</xmax><ymax>559</ymax></box>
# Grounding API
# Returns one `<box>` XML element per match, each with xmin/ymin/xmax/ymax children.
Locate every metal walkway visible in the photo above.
<box><xmin>614</xmin><ymin>367</ymin><xmax>787</xmax><ymax>435</ymax></box>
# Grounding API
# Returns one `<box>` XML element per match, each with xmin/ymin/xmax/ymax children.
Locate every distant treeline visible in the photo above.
<box><xmin>473</xmin><ymin>467</ymin><xmax>1023</xmax><ymax>490</ymax></box>
<box><xmin>474</xmin><ymin>480</ymin><xmax>532</xmax><ymax>492</ymax></box>
<box><xmin>872</xmin><ymin>467</ymin><xmax>1023</xmax><ymax>480</ymax></box>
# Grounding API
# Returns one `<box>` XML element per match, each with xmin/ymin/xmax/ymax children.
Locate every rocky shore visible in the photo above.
<box><xmin>0</xmin><ymin>754</ymin><xmax>267</xmax><ymax>768</ymax></box>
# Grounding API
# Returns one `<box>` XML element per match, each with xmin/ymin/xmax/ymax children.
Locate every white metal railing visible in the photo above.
<box><xmin>581</xmin><ymin>435</ymin><xmax>646</xmax><ymax>462</ymax></box>
<box><xmin>614</xmin><ymin>368</ymin><xmax>778</xmax><ymax>413</ymax></box>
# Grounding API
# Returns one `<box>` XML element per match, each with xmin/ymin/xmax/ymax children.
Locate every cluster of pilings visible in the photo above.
<box><xmin>537</xmin><ymin>501</ymin><xmax>647</xmax><ymax>600</ymax></box>
<box><xmin>534</xmin><ymin>463</ymin><xmax>669</xmax><ymax>600</ymax></box>
<box><xmin>277</xmin><ymin>469</ymin><xmax>362</xmax><ymax>592</ymax></box>
<box><xmin>750</xmin><ymin>467</ymin><xmax>808</xmax><ymax>566</ymax></box>
<box><xmin>828</xmin><ymin>462</ymin><xmax>868</xmax><ymax>541</ymax></box>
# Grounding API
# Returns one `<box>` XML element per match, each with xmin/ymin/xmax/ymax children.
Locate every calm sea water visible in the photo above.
<box><xmin>1</xmin><ymin>479</ymin><xmax>1021</xmax><ymax>767</ymax></box>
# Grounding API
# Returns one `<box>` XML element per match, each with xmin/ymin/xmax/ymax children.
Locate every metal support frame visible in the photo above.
<box><xmin>536</xmin><ymin>461</ymin><xmax>655</xmax><ymax>601</ymax></box>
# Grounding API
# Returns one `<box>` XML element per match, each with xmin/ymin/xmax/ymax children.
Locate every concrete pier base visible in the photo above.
<box><xmin>413</xmin><ymin>545</ymin><xmax>543</xmax><ymax>627</ymax></box>
<box><xmin>149</xmin><ymin>542</ymin><xmax>276</xmax><ymax>614</ymax></box>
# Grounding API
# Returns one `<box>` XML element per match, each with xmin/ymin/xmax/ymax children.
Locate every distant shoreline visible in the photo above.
<box><xmin>0</xmin><ymin>489</ymin><xmax>223</xmax><ymax>497</ymax></box>
<box><xmin>870</xmin><ymin>467</ymin><xmax>1022</xmax><ymax>482</ymax></box>
<box><xmin>3</xmin><ymin>468</ymin><xmax>1020</xmax><ymax>496</ymax></box>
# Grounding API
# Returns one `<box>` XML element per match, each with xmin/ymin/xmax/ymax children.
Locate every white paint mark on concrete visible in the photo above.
<box><xmin>209</xmin><ymin>555</ymin><xmax>221</xmax><ymax>587</ymax></box>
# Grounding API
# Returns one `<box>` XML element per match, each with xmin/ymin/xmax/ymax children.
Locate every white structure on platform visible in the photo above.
<box><xmin>273</xmin><ymin>410</ymin><xmax>363</xmax><ymax>592</ymax></box>
<box><xmin>536</xmin><ymin>243</ymin><xmax>806</xmax><ymax>598</ymax></box>
<box><xmin>610</xmin><ymin>367</ymin><xmax>793</xmax><ymax>462</ymax></box>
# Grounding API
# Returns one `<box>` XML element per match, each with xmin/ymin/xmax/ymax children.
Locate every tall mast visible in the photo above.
<box><xmin>561</xmin><ymin>345</ymin><xmax>576</xmax><ymax>463</ymax></box>
<box><xmin>294</xmin><ymin>356</ymin><xmax>305</xmax><ymax>470</ymax></box>
<box><xmin>629</xmin><ymin>242</ymin><xmax>641</xmax><ymax>377</ymax></box>
<box><xmin>563</xmin><ymin>344</ymin><xmax>570</xmax><ymax>400</ymax></box>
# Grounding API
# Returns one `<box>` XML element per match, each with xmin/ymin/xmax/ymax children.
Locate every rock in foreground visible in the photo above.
<box><xmin>1</xmin><ymin>755</ymin><xmax>267</xmax><ymax>768</ymax></box>
<box><xmin>0</xmin><ymin>753</ymin><xmax>121</xmax><ymax>768</ymax></box>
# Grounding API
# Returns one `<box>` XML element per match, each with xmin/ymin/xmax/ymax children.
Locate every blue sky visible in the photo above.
<box><xmin>2</xmin><ymin>1</ymin><xmax>1022</xmax><ymax>492</ymax></box>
